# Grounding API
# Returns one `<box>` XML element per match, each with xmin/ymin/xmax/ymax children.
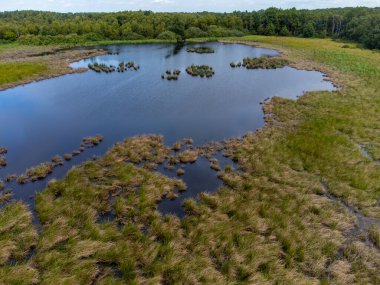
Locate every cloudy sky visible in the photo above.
<box><xmin>1</xmin><ymin>0</ymin><xmax>379</xmax><ymax>12</ymax></box>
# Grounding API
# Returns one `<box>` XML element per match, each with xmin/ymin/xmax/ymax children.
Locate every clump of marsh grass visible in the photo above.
<box><xmin>88</xmin><ymin>61</ymin><xmax>139</xmax><ymax>74</ymax></box>
<box><xmin>117</xmin><ymin>61</ymin><xmax>126</xmax><ymax>72</ymax></box>
<box><xmin>178</xmin><ymin>150</ymin><xmax>198</xmax><ymax>163</ymax></box>
<box><xmin>369</xmin><ymin>225</ymin><xmax>380</xmax><ymax>248</ymax></box>
<box><xmin>0</xmin><ymin>180</ymin><xmax>3</xmax><ymax>191</ymax></box>
<box><xmin>0</xmin><ymin>202</ymin><xmax>38</xmax><ymax>268</ymax></box>
<box><xmin>166</xmin><ymin>191</ymin><xmax>179</xmax><ymax>200</ymax></box>
<box><xmin>230</xmin><ymin>62</ymin><xmax>242</xmax><ymax>68</ymax></box>
<box><xmin>210</xmin><ymin>162</ymin><xmax>221</xmax><ymax>171</ymax></box>
<box><xmin>63</xmin><ymin>153</ymin><xmax>73</xmax><ymax>161</ymax></box>
<box><xmin>0</xmin><ymin>147</ymin><xmax>7</xmax><ymax>155</ymax></box>
<box><xmin>51</xmin><ymin>155</ymin><xmax>63</xmax><ymax>166</ymax></box>
<box><xmin>88</xmin><ymin>62</ymin><xmax>115</xmax><ymax>73</ymax></box>
<box><xmin>236</xmin><ymin>56</ymin><xmax>289</xmax><ymax>69</ymax></box>
<box><xmin>26</xmin><ymin>162</ymin><xmax>54</xmax><ymax>182</ymax></box>
<box><xmin>162</xmin><ymin>69</ymin><xmax>181</xmax><ymax>80</ymax></box>
<box><xmin>187</xmin><ymin>47</ymin><xmax>215</xmax><ymax>54</ymax></box>
<box><xmin>82</xmin><ymin>134</ymin><xmax>104</xmax><ymax>147</ymax></box>
<box><xmin>0</xmin><ymin>156</ymin><xmax>6</xmax><ymax>167</ymax></box>
<box><xmin>127</xmin><ymin>61</ymin><xmax>139</xmax><ymax>70</ymax></box>
<box><xmin>0</xmin><ymin>190</ymin><xmax>12</xmax><ymax>204</ymax></box>
<box><xmin>186</xmin><ymin>65</ymin><xmax>215</xmax><ymax>78</ymax></box>
<box><xmin>198</xmin><ymin>141</ymin><xmax>224</xmax><ymax>159</ymax></box>
<box><xmin>107</xmin><ymin>135</ymin><xmax>169</xmax><ymax>166</ymax></box>
<box><xmin>164</xmin><ymin>164</ymin><xmax>175</xmax><ymax>171</ymax></box>
<box><xmin>5</xmin><ymin>174</ymin><xmax>16</xmax><ymax>182</ymax></box>
<box><xmin>172</xmin><ymin>141</ymin><xmax>182</xmax><ymax>151</ymax></box>
<box><xmin>176</xmin><ymin>168</ymin><xmax>185</xmax><ymax>176</ymax></box>
<box><xmin>17</xmin><ymin>175</ymin><xmax>27</xmax><ymax>185</ymax></box>
<box><xmin>171</xmin><ymin>138</ymin><xmax>193</xmax><ymax>152</ymax></box>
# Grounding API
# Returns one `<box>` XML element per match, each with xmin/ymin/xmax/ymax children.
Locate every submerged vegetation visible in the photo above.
<box><xmin>186</xmin><ymin>65</ymin><xmax>215</xmax><ymax>78</ymax></box>
<box><xmin>231</xmin><ymin>56</ymin><xmax>289</xmax><ymax>69</ymax></box>
<box><xmin>186</xmin><ymin>47</ymin><xmax>215</xmax><ymax>54</ymax></box>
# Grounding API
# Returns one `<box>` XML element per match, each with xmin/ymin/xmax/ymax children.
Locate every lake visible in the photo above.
<box><xmin>0</xmin><ymin>42</ymin><xmax>336</xmax><ymax>215</ymax></box>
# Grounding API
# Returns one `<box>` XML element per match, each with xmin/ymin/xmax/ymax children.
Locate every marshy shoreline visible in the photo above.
<box><xmin>1</xmin><ymin>38</ymin><xmax>379</xmax><ymax>284</ymax></box>
<box><xmin>0</xmin><ymin>46</ymin><xmax>108</xmax><ymax>91</ymax></box>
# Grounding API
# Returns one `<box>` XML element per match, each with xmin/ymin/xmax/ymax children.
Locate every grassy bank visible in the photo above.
<box><xmin>0</xmin><ymin>36</ymin><xmax>379</xmax><ymax>284</ymax></box>
<box><xmin>0</xmin><ymin>62</ymin><xmax>49</xmax><ymax>86</ymax></box>
<box><xmin>0</xmin><ymin>44</ymin><xmax>106</xmax><ymax>90</ymax></box>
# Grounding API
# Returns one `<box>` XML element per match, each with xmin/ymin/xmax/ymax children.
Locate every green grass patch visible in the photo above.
<box><xmin>0</xmin><ymin>62</ymin><xmax>49</xmax><ymax>86</ymax></box>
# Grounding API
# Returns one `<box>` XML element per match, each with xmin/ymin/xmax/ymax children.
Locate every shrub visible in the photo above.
<box><xmin>157</xmin><ymin>31</ymin><xmax>177</xmax><ymax>40</ymax></box>
<box><xmin>184</xmin><ymin>27</ymin><xmax>208</xmax><ymax>39</ymax></box>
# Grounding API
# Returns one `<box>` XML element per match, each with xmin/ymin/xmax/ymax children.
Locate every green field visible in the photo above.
<box><xmin>1</xmin><ymin>36</ymin><xmax>379</xmax><ymax>284</ymax></box>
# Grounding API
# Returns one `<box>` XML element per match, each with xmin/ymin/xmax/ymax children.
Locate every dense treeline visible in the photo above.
<box><xmin>0</xmin><ymin>7</ymin><xmax>379</xmax><ymax>49</ymax></box>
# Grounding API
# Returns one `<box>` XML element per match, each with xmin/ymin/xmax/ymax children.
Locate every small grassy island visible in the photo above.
<box><xmin>186</xmin><ymin>65</ymin><xmax>215</xmax><ymax>78</ymax></box>
<box><xmin>230</xmin><ymin>56</ymin><xmax>289</xmax><ymax>69</ymax></box>
<box><xmin>162</xmin><ymin>69</ymin><xmax>181</xmax><ymax>80</ymax></box>
<box><xmin>187</xmin><ymin>47</ymin><xmax>215</xmax><ymax>54</ymax></box>
<box><xmin>88</xmin><ymin>61</ymin><xmax>139</xmax><ymax>73</ymax></box>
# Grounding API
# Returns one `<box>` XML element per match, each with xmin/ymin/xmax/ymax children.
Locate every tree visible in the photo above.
<box><xmin>157</xmin><ymin>30</ymin><xmax>177</xmax><ymax>40</ymax></box>
<box><xmin>169</xmin><ymin>17</ymin><xmax>185</xmax><ymax>41</ymax></box>
<box><xmin>184</xmin><ymin>27</ymin><xmax>208</xmax><ymax>39</ymax></box>
<box><xmin>264</xmin><ymin>23</ymin><xmax>276</xmax><ymax>36</ymax></box>
<box><xmin>303</xmin><ymin>22</ymin><xmax>315</xmax><ymax>38</ymax></box>
<box><xmin>279</xmin><ymin>26</ymin><xmax>290</xmax><ymax>36</ymax></box>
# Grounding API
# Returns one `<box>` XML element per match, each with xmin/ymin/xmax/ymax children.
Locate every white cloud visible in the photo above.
<box><xmin>152</xmin><ymin>0</ymin><xmax>174</xmax><ymax>5</ymax></box>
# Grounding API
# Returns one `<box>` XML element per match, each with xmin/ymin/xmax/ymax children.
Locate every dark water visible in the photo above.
<box><xmin>0</xmin><ymin>42</ymin><xmax>336</xmax><ymax>213</ymax></box>
<box><xmin>158</xmin><ymin>152</ymin><xmax>236</xmax><ymax>217</ymax></box>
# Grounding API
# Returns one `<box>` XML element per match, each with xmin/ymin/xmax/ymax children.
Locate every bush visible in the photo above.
<box><xmin>303</xmin><ymin>22</ymin><xmax>316</xmax><ymax>38</ymax></box>
<box><xmin>1</xmin><ymin>30</ymin><xmax>17</xmax><ymax>41</ymax></box>
<box><xmin>264</xmin><ymin>23</ymin><xmax>276</xmax><ymax>36</ymax></box>
<box><xmin>208</xmin><ymin>25</ymin><xmax>245</xmax><ymax>37</ymax></box>
<box><xmin>184</xmin><ymin>27</ymin><xmax>208</xmax><ymax>39</ymax></box>
<box><xmin>279</xmin><ymin>26</ymin><xmax>290</xmax><ymax>36</ymax></box>
<box><xmin>157</xmin><ymin>30</ymin><xmax>177</xmax><ymax>40</ymax></box>
<box><xmin>84</xmin><ymin>32</ymin><xmax>102</xmax><ymax>42</ymax></box>
<box><xmin>122</xmin><ymin>32</ymin><xmax>145</xmax><ymax>40</ymax></box>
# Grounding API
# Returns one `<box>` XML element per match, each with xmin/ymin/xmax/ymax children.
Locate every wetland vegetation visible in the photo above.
<box><xmin>0</xmin><ymin>31</ymin><xmax>379</xmax><ymax>284</ymax></box>
<box><xmin>88</xmin><ymin>62</ymin><xmax>139</xmax><ymax>73</ymax></box>
<box><xmin>231</xmin><ymin>56</ymin><xmax>289</xmax><ymax>69</ymax></box>
<box><xmin>162</xmin><ymin>69</ymin><xmax>181</xmax><ymax>80</ymax></box>
<box><xmin>186</xmin><ymin>47</ymin><xmax>215</xmax><ymax>54</ymax></box>
<box><xmin>185</xmin><ymin>65</ymin><xmax>215</xmax><ymax>78</ymax></box>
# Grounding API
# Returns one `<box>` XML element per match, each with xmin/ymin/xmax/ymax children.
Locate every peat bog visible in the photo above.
<box><xmin>0</xmin><ymin>42</ymin><xmax>335</xmax><ymax>215</ymax></box>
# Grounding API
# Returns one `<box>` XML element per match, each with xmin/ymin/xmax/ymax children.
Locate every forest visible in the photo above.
<box><xmin>0</xmin><ymin>7</ymin><xmax>379</xmax><ymax>49</ymax></box>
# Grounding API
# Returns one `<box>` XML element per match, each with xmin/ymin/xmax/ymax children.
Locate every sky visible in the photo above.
<box><xmin>1</xmin><ymin>0</ymin><xmax>379</xmax><ymax>13</ymax></box>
